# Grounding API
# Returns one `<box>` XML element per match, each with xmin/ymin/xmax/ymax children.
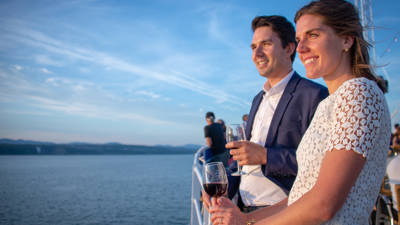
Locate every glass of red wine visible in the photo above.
<box><xmin>203</xmin><ymin>162</ymin><xmax>228</xmax><ymax>225</ymax></box>
<box><xmin>226</xmin><ymin>124</ymin><xmax>246</xmax><ymax>176</ymax></box>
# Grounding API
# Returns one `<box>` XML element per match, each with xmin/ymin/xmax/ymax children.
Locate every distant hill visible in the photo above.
<box><xmin>0</xmin><ymin>138</ymin><xmax>55</xmax><ymax>145</ymax></box>
<box><xmin>0</xmin><ymin>139</ymin><xmax>201</xmax><ymax>155</ymax></box>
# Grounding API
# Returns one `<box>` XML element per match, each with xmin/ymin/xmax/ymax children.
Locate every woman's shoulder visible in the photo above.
<box><xmin>334</xmin><ymin>77</ymin><xmax>383</xmax><ymax>100</ymax></box>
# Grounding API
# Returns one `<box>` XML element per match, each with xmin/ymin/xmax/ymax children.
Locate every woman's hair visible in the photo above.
<box><xmin>294</xmin><ymin>0</ymin><xmax>385</xmax><ymax>92</ymax></box>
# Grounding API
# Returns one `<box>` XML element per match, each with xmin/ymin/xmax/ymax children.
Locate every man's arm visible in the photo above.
<box><xmin>262</xmin><ymin>146</ymin><xmax>297</xmax><ymax>176</ymax></box>
<box><xmin>229</xmin><ymin>86</ymin><xmax>328</xmax><ymax>177</ymax></box>
<box><xmin>262</xmin><ymin>85</ymin><xmax>328</xmax><ymax>177</ymax></box>
<box><xmin>227</xmin><ymin>142</ymin><xmax>297</xmax><ymax>177</ymax></box>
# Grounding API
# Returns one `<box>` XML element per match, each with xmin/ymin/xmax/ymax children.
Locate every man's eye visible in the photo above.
<box><xmin>309</xmin><ymin>33</ymin><xmax>318</xmax><ymax>38</ymax></box>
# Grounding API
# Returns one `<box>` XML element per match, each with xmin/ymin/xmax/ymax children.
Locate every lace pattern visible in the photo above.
<box><xmin>288</xmin><ymin>77</ymin><xmax>391</xmax><ymax>224</ymax></box>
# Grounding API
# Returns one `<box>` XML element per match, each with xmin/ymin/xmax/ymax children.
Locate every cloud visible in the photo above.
<box><xmin>35</xmin><ymin>54</ymin><xmax>64</xmax><ymax>66</ymax></box>
<box><xmin>41</xmin><ymin>68</ymin><xmax>52</xmax><ymax>74</ymax></box>
<box><xmin>2</xmin><ymin>19</ymin><xmax>250</xmax><ymax>107</ymax></box>
<box><xmin>0</xmin><ymin>66</ymin><xmax>173</xmax><ymax>126</ymax></box>
<box><xmin>13</xmin><ymin>64</ymin><xmax>23</xmax><ymax>71</ymax></box>
<box><xmin>26</xmin><ymin>95</ymin><xmax>172</xmax><ymax>125</ymax></box>
<box><xmin>135</xmin><ymin>90</ymin><xmax>160</xmax><ymax>99</ymax></box>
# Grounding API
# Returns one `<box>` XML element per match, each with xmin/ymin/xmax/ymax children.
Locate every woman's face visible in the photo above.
<box><xmin>296</xmin><ymin>14</ymin><xmax>350</xmax><ymax>80</ymax></box>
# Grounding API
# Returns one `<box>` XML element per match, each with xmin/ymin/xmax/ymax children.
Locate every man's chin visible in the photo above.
<box><xmin>258</xmin><ymin>70</ymin><xmax>271</xmax><ymax>78</ymax></box>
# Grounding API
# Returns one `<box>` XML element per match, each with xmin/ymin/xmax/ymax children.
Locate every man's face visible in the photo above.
<box><xmin>251</xmin><ymin>26</ymin><xmax>292</xmax><ymax>80</ymax></box>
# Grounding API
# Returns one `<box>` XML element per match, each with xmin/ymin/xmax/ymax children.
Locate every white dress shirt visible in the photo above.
<box><xmin>240</xmin><ymin>70</ymin><xmax>294</xmax><ymax>206</ymax></box>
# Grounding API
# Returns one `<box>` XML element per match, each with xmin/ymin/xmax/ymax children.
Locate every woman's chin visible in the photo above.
<box><xmin>305</xmin><ymin>72</ymin><xmax>321</xmax><ymax>80</ymax></box>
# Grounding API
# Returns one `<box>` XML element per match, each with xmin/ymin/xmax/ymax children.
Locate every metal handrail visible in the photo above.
<box><xmin>190</xmin><ymin>146</ymin><xmax>210</xmax><ymax>225</ymax></box>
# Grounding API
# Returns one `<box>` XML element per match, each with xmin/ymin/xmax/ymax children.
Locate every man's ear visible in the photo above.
<box><xmin>285</xmin><ymin>42</ymin><xmax>296</xmax><ymax>58</ymax></box>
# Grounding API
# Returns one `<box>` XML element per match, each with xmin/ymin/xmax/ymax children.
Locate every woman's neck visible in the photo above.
<box><xmin>324</xmin><ymin>73</ymin><xmax>357</xmax><ymax>94</ymax></box>
<box><xmin>323</xmin><ymin>53</ymin><xmax>355</xmax><ymax>94</ymax></box>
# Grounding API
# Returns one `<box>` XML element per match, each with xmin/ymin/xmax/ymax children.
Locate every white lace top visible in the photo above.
<box><xmin>288</xmin><ymin>77</ymin><xmax>391</xmax><ymax>224</ymax></box>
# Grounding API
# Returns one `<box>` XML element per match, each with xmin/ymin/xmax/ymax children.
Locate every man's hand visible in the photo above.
<box><xmin>226</xmin><ymin>141</ymin><xmax>267</xmax><ymax>166</ymax></box>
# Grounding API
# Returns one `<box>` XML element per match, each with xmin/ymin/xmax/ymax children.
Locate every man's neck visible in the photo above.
<box><xmin>266</xmin><ymin>68</ymin><xmax>293</xmax><ymax>88</ymax></box>
<box><xmin>265</xmin><ymin>69</ymin><xmax>293</xmax><ymax>89</ymax></box>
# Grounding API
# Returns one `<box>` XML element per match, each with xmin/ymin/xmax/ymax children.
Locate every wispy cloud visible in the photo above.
<box><xmin>41</xmin><ymin>68</ymin><xmax>52</xmax><ymax>74</ymax></box>
<box><xmin>35</xmin><ymin>54</ymin><xmax>64</xmax><ymax>67</ymax></box>
<box><xmin>135</xmin><ymin>90</ymin><xmax>160</xmax><ymax>99</ymax></box>
<box><xmin>0</xmin><ymin>67</ymin><xmax>173</xmax><ymax>125</ymax></box>
<box><xmin>2</xmin><ymin>19</ymin><xmax>250</xmax><ymax>108</ymax></box>
<box><xmin>26</xmin><ymin>94</ymin><xmax>173</xmax><ymax>125</ymax></box>
<box><xmin>13</xmin><ymin>64</ymin><xmax>23</xmax><ymax>71</ymax></box>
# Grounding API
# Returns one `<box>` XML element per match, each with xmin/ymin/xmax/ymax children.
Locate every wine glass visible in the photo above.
<box><xmin>203</xmin><ymin>162</ymin><xmax>228</xmax><ymax>225</ymax></box>
<box><xmin>226</xmin><ymin>124</ymin><xmax>246</xmax><ymax>176</ymax></box>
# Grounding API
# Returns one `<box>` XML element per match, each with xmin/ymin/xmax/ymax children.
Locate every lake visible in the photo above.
<box><xmin>0</xmin><ymin>154</ymin><xmax>195</xmax><ymax>225</ymax></box>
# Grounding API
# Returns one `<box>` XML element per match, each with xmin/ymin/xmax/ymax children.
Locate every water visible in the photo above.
<box><xmin>0</xmin><ymin>154</ymin><xmax>194</xmax><ymax>225</ymax></box>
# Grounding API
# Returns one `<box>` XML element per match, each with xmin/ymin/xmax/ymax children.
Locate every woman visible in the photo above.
<box><xmin>209</xmin><ymin>0</ymin><xmax>391</xmax><ymax>224</ymax></box>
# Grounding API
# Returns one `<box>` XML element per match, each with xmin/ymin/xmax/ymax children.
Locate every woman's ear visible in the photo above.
<box><xmin>343</xmin><ymin>35</ymin><xmax>354</xmax><ymax>51</ymax></box>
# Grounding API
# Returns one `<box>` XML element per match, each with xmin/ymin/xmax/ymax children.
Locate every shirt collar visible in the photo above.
<box><xmin>263</xmin><ymin>70</ymin><xmax>294</xmax><ymax>96</ymax></box>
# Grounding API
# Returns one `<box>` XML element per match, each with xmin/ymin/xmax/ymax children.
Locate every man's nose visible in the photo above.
<box><xmin>254</xmin><ymin>45</ymin><xmax>264</xmax><ymax>56</ymax></box>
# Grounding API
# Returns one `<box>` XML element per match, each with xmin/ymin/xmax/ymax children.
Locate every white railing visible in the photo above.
<box><xmin>190</xmin><ymin>146</ymin><xmax>210</xmax><ymax>225</ymax></box>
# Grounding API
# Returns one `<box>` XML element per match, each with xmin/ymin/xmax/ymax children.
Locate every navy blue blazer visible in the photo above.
<box><xmin>229</xmin><ymin>72</ymin><xmax>329</xmax><ymax>198</ymax></box>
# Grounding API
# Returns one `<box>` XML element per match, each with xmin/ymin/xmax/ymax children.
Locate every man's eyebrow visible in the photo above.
<box><xmin>250</xmin><ymin>38</ymin><xmax>273</xmax><ymax>48</ymax></box>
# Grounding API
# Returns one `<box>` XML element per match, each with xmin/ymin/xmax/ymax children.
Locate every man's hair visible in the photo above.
<box><xmin>395</xmin><ymin>123</ymin><xmax>399</xmax><ymax>129</ymax></box>
<box><xmin>205</xmin><ymin>112</ymin><xmax>215</xmax><ymax>122</ymax></box>
<box><xmin>251</xmin><ymin>15</ymin><xmax>297</xmax><ymax>62</ymax></box>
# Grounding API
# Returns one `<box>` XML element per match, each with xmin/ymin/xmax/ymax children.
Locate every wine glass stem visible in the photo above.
<box><xmin>237</xmin><ymin>160</ymin><xmax>242</xmax><ymax>174</ymax></box>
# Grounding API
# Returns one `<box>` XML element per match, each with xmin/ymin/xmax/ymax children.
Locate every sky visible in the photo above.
<box><xmin>0</xmin><ymin>0</ymin><xmax>399</xmax><ymax>146</ymax></box>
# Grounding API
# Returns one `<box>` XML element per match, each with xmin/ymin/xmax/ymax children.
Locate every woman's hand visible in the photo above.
<box><xmin>209</xmin><ymin>197</ymin><xmax>248</xmax><ymax>225</ymax></box>
<box><xmin>202</xmin><ymin>189</ymin><xmax>211</xmax><ymax>211</ymax></box>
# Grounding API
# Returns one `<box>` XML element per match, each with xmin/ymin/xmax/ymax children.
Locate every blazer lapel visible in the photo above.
<box><xmin>265</xmin><ymin>72</ymin><xmax>301</xmax><ymax>146</ymax></box>
<box><xmin>246</xmin><ymin>91</ymin><xmax>264</xmax><ymax>141</ymax></box>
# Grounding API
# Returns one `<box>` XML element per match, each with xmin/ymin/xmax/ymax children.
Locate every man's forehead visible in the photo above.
<box><xmin>252</xmin><ymin>27</ymin><xmax>279</xmax><ymax>43</ymax></box>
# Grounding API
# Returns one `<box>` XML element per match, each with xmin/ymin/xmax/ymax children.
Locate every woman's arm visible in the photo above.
<box><xmin>209</xmin><ymin>149</ymin><xmax>365</xmax><ymax>225</ymax></box>
<box><xmin>209</xmin><ymin>197</ymin><xmax>288</xmax><ymax>225</ymax></box>
<box><xmin>253</xmin><ymin>149</ymin><xmax>365</xmax><ymax>225</ymax></box>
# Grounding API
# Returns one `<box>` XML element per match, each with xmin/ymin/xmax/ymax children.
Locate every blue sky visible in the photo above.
<box><xmin>0</xmin><ymin>0</ymin><xmax>399</xmax><ymax>146</ymax></box>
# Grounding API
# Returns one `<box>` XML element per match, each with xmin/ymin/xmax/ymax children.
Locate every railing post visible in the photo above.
<box><xmin>190</xmin><ymin>147</ymin><xmax>208</xmax><ymax>225</ymax></box>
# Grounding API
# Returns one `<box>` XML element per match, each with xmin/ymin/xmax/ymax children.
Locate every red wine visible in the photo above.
<box><xmin>203</xmin><ymin>183</ymin><xmax>228</xmax><ymax>197</ymax></box>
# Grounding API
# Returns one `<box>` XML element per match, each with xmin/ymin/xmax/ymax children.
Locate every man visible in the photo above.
<box><xmin>241</xmin><ymin>114</ymin><xmax>249</xmax><ymax>138</ymax></box>
<box><xmin>204</xmin><ymin>111</ymin><xmax>229</xmax><ymax>167</ymax></box>
<box><xmin>203</xmin><ymin>15</ymin><xmax>328</xmax><ymax>213</ymax></box>
<box><xmin>391</xmin><ymin>123</ymin><xmax>400</xmax><ymax>153</ymax></box>
<box><xmin>387</xmin><ymin>154</ymin><xmax>400</xmax><ymax>213</ymax></box>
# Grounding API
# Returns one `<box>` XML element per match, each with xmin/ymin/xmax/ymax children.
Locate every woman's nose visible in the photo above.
<box><xmin>297</xmin><ymin>39</ymin><xmax>308</xmax><ymax>53</ymax></box>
